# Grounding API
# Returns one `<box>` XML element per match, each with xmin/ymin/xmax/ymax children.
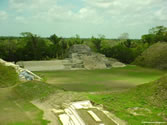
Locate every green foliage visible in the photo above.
<box><xmin>48</xmin><ymin>34</ymin><xmax>84</xmax><ymax>59</ymax></box>
<box><xmin>134</xmin><ymin>42</ymin><xmax>167</xmax><ymax>69</ymax></box>
<box><xmin>20</xmin><ymin>32</ymin><xmax>51</xmax><ymax>60</ymax></box>
<box><xmin>101</xmin><ymin>40</ymin><xmax>148</xmax><ymax>64</ymax></box>
<box><xmin>0</xmin><ymin>39</ymin><xmax>19</xmax><ymax>62</ymax></box>
<box><xmin>49</xmin><ymin>34</ymin><xmax>64</xmax><ymax>58</ymax></box>
<box><xmin>0</xmin><ymin>63</ymin><xmax>19</xmax><ymax>88</ymax></box>
<box><xmin>0</xmin><ymin>26</ymin><xmax>166</xmax><ymax>64</ymax></box>
<box><xmin>13</xmin><ymin>81</ymin><xmax>57</xmax><ymax>100</ymax></box>
<box><xmin>142</xmin><ymin>26</ymin><xmax>167</xmax><ymax>44</ymax></box>
<box><xmin>68</xmin><ymin>34</ymin><xmax>84</xmax><ymax>45</ymax></box>
<box><xmin>90</xmin><ymin>35</ymin><xmax>105</xmax><ymax>52</ymax></box>
<box><xmin>0</xmin><ymin>33</ymin><xmax>86</xmax><ymax>61</ymax></box>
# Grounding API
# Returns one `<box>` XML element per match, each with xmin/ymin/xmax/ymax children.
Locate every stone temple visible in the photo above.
<box><xmin>17</xmin><ymin>44</ymin><xmax>126</xmax><ymax>71</ymax></box>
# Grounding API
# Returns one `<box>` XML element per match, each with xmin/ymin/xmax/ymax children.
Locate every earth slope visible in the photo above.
<box><xmin>133</xmin><ymin>42</ymin><xmax>167</xmax><ymax>69</ymax></box>
<box><xmin>89</xmin><ymin>74</ymin><xmax>167</xmax><ymax>124</ymax></box>
<box><xmin>0</xmin><ymin>63</ymin><xmax>19</xmax><ymax>88</ymax></box>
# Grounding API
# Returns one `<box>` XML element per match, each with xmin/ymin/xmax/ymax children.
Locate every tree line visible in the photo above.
<box><xmin>0</xmin><ymin>26</ymin><xmax>167</xmax><ymax>64</ymax></box>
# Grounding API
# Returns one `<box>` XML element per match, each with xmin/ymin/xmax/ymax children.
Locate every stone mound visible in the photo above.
<box><xmin>68</xmin><ymin>44</ymin><xmax>126</xmax><ymax>70</ymax></box>
<box><xmin>133</xmin><ymin>42</ymin><xmax>167</xmax><ymax>69</ymax></box>
<box><xmin>0</xmin><ymin>58</ymin><xmax>41</xmax><ymax>81</ymax></box>
<box><xmin>68</xmin><ymin>44</ymin><xmax>91</xmax><ymax>57</ymax></box>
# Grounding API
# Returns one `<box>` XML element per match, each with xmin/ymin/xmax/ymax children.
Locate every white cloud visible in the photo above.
<box><xmin>15</xmin><ymin>16</ymin><xmax>28</xmax><ymax>24</ymax></box>
<box><xmin>9</xmin><ymin>0</ymin><xmax>28</xmax><ymax>12</ymax></box>
<box><xmin>0</xmin><ymin>11</ymin><xmax>8</xmax><ymax>21</ymax></box>
<box><xmin>3</xmin><ymin>0</ymin><xmax>167</xmax><ymax>38</ymax></box>
<box><xmin>155</xmin><ymin>7</ymin><xmax>167</xmax><ymax>21</ymax></box>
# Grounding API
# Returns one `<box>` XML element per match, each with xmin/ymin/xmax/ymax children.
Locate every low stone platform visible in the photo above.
<box><xmin>52</xmin><ymin>100</ymin><xmax>118</xmax><ymax>125</ymax></box>
<box><xmin>17</xmin><ymin>44</ymin><xmax>126</xmax><ymax>71</ymax></box>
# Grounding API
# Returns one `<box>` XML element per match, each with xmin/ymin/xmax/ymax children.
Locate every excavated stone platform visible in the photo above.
<box><xmin>17</xmin><ymin>44</ymin><xmax>126</xmax><ymax>71</ymax></box>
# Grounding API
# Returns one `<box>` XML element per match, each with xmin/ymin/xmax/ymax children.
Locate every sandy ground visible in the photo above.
<box><xmin>31</xmin><ymin>100</ymin><xmax>60</xmax><ymax>125</ymax></box>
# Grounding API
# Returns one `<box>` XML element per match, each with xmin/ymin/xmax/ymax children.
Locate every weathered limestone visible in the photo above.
<box><xmin>68</xmin><ymin>45</ymin><xmax>126</xmax><ymax>70</ymax></box>
<box><xmin>0</xmin><ymin>58</ymin><xmax>41</xmax><ymax>81</ymax></box>
<box><xmin>59</xmin><ymin>114</ymin><xmax>71</xmax><ymax>125</ymax></box>
<box><xmin>111</xmin><ymin>62</ymin><xmax>126</xmax><ymax>68</ymax></box>
<box><xmin>17</xmin><ymin>60</ymin><xmax>67</xmax><ymax>71</ymax></box>
<box><xmin>81</xmin><ymin>54</ymin><xmax>107</xmax><ymax>69</ymax></box>
<box><xmin>52</xmin><ymin>109</ymin><xmax>64</xmax><ymax>114</ymax></box>
<box><xmin>87</xmin><ymin>110</ymin><xmax>102</xmax><ymax>122</ymax></box>
<box><xmin>52</xmin><ymin>100</ymin><xmax>120</xmax><ymax>125</ymax></box>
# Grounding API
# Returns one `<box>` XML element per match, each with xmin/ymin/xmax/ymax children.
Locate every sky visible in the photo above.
<box><xmin>0</xmin><ymin>0</ymin><xmax>167</xmax><ymax>38</ymax></box>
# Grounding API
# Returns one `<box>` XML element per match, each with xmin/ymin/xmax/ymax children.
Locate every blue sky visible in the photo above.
<box><xmin>0</xmin><ymin>0</ymin><xmax>167</xmax><ymax>38</ymax></box>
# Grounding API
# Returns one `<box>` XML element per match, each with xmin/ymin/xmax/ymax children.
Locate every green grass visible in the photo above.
<box><xmin>35</xmin><ymin>65</ymin><xmax>167</xmax><ymax>124</ymax></box>
<box><xmin>0</xmin><ymin>88</ymin><xmax>49</xmax><ymax>125</ymax></box>
<box><xmin>0</xmin><ymin>63</ymin><xmax>53</xmax><ymax>125</ymax></box>
<box><xmin>13</xmin><ymin>81</ymin><xmax>57</xmax><ymax>101</ymax></box>
<box><xmin>88</xmin><ymin>78</ymin><xmax>167</xmax><ymax>125</ymax></box>
<box><xmin>35</xmin><ymin>65</ymin><xmax>166</xmax><ymax>92</ymax></box>
<box><xmin>134</xmin><ymin>42</ymin><xmax>167</xmax><ymax>69</ymax></box>
<box><xmin>1</xmin><ymin>63</ymin><xmax>166</xmax><ymax>125</ymax></box>
<box><xmin>0</xmin><ymin>63</ymin><xmax>19</xmax><ymax>88</ymax></box>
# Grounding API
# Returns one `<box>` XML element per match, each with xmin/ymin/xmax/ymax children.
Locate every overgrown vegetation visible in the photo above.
<box><xmin>0</xmin><ymin>63</ymin><xmax>19</xmax><ymax>88</ymax></box>
<box><xmin>142</xmin><ymin>26</ymin><xmax>167</xmax><ymax>45</ymax></box>
<box><xmin>134</xmin><ymin>42</ymin><xmax>167</xmax><ymax>69</ymax></box>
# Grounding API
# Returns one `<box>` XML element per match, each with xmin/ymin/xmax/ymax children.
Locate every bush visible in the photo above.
<box><xmin>101</xmin><ymin>40</ymin><xmax>148</xmax><ymax>64</ymax></box>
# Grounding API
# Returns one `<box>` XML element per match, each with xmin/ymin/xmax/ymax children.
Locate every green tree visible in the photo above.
<box><xmin>49</xmin><ymin>34</ymin><xmax>62</xmax><ymax>58</ymax></box>
<box><xmin>0</xmin><ymin>39</ymin><xmax>18</xmax><ymax>62</ymax></box>
<box><xmin>142</xmin><ymin>26</ymin><xmax>167</xmax><ymax>44</ymax></box>
<box><xmin>21</xmin><ymin>32</ymin><xmax>48</xmax><ymax>60</ymax></box>
<box><xmin>91</xmin><ymin>35</ymin><xmax>105</xmax><ymax>52</ymax></box>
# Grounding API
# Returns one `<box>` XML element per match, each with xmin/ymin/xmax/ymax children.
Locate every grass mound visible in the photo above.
<box><xmin>14</xmin><ymin>81</ymin><xmax>57</xmax><ymax>100</ymax></box>
<box><xmin>152</xmin><ymin>75</ymin><xmax>167</xmax><ymax>106</ymax></box>
<box><xmin>89</xmin><ymin>75</ymin><xmax>167</xmax><ymax>124</ymax></box>
<box><xmin>0</xmin><ymin>63</ymin><xmax>19</xmax><ymax>88</ymax></box>
<box><xmin>133</xmin><ymin>42</ymin><xmax>167</xmax><ymax>69</ymax></box>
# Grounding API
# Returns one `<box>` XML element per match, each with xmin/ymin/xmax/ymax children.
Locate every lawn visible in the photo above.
<box><xmin>1</xmin><ymin>64</ymin><xmax>165</xmax><ymax>125</ymax></box>
<box><xmin>35</xmin><ymin>65</ymin><xmax>166</xmax><ymax>92</ymax></box>
<box><xmin>88</xmin><ymin>81</ymin><xmax>167</xmax><ymax>125</ymax></box>
<box><xmin>34</xmin><ymin>65</ymin><xmax>167</xmax><ymax>124</ymax></box>
<box><xmin>0</xmin><ymin>64</ymin><xmax>49</xmax><ymax>125</ymax></box>
<box><xmin>0</xmin><ymin>88</ymin><xmax>49</xmax><ymax>125</ymax></box>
